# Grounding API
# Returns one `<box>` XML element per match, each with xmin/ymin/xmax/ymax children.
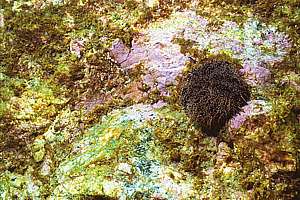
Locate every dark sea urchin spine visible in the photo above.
<box><xmin>180</xmin><ymin>60</ymin><xmax>251</xmax><ymax>136</ymax></box>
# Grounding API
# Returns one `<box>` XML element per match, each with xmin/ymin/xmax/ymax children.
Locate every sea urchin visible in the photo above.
<box><xmin>181</xmin><ymin>60</ymin><xmax>250</xmax><ymax>136</ymax></box>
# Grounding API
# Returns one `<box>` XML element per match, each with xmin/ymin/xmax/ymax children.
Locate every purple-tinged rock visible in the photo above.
<box><xmin>110</xmin><ymin>36</ymin><xmax>188</xmax><ymax>95</ymax></box>
<box><xmin>70</xmin><ymin>39</ymin><xmax>85</xmax><ymax>58</ymax></box>
<box><xmin>230</xmin><ymin>100</ymin><xmax>272</xmax><ymax>129</ymax></box>
<box><xmin>110</xmin><ymin>11</ymin><xmax>291</xmax><ymax>95</ymax></box>
<box><xmin>240</xmin><ymin>61</ymin><xmax>272</xmax><ymax>85</ymax></box>
<box><xmin>110</xmin><ymin>39</ymin><xmax>130</xmax><ymax>64</ymax></box>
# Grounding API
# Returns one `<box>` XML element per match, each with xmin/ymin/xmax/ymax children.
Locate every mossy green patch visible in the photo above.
<box><xmin>0</xmin><ymin>170</ymin><xmax>42</xmax><ymax>200</ymax></box>
<box><xmin>0</xmin><ymin>0</ymin><xmax>299</xmax><ymax>199</ymax></box>
<box><xmin>48</xmin><ymin>105</ymin><xmax>200</xmax><ymax>198</ymax></box>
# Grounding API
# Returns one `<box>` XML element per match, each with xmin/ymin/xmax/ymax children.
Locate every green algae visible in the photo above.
<box><xmin>172</xmin><ymin>2</ymin><xmax>299</xmax><ymax>199</ymax></box>
<box><xmin>0</xmin><ymin>0</ymin><xmax>138</xmax><ymax>175</ymax></box>
<box><xmin>0</xmin><ymin>0</ymin><xmax>299</xmax><ymax>199</ymax></box>
<box><xmin>0</xmin><ymin>169</ymin><xmax>42</xmax><ymax>200</ymax></box>
<box><xmin>48</xmin><ymin>105</ymin><xmax>202</xmax><ymax>199</ymax></box>
<box><xmin>228</xmin><ymin>81</ymin><xmax>299</xmax><ymax>198</ymax></box>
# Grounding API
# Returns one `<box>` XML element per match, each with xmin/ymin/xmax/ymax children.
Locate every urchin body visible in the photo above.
<box><xmin>181</xmin><ymin>60</ymin><xmax>250</xmax><ymax>136</ymax></box>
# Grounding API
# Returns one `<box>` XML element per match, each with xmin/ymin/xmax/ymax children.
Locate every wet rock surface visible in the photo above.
<box><xmin>0</xmin><ymin>1</ymin><xmax>299</xmax><ymax>199</ymax></box>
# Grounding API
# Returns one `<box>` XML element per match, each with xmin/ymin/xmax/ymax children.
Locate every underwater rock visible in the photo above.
<box><xmin>1</xmin><ymin>2</ymin><xmax>298</xmax><ymax>199</ymax></box>
<box><xmin>0</xmin><ymin>10</ymin><xmax>4</xmax><ymax>28</ymax></box>
<box><xmin>196</xmin><ymin>18</ymin><xmax>290</xmax><ymax>86</ymax></box>
<box><xmin>145</xmin><ymin>0</ymin><xmax>160</xmax><ymax>8</ymax></box>
<box><xmin>240</xmin><ymin>61</ymin><xmax>272</xmax><ymax>85</ymax></box>
<box><xmin>51</xmin><ymin>104</ymin><xmax>201</xmax><ymax>199</ymax></box>
<box><xmin>181</xmin><ymin>60</ymin><xmax>251</xmax><ymax>136</ymax></box>
<box><xmin>110</xmin><ymin>37</ymin><xmax>188</xmax><ymax>96</ymax></box>
<box><xmin>110</xmin><ymin>11</ymin><xmax>291</xmax><ymax>95</ymax></box>
<box><xmin>0</xmin><ymin>170</ymin><xmax>42</xmax><ymax>199</ymax></box>
<box><xmin>110</xmin><ymin>39</ymin><xmax>131</xmax><ymax>65</ymax></box>
<box><xmin>70</xmin><ymin>39</ymin><xmax>85</xmax><ymax>58</ymax></box>
<box><xmin>31</xmin><ymin>136</ymin><xmax>46</xmax><ymax>162</ymax></box>
<box><xmin>230</xmin><ymin>100</ymin><xmax>272</xmax><ymax>129</ymax></box>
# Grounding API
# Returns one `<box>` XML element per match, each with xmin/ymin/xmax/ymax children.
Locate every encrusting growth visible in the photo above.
<box><xmin>181</xmin><ymin>60</ymin><xmax>251</xmax><ymax>136</ymax></box>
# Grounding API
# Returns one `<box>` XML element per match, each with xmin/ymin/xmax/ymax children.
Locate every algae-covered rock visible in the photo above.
<box><xmin>0</xmin><ymin>0</ymin><xmax>299</xmax><ymax>199</ymax></box>
<box><xmin>110</xmin><ymin>10</ymin><xmax>291</xmax><ymax>96</ymax></box>
<box><xmin>50</xmin><ymin>104</ymin><xmax>202</xmax><ymax>199</ymax></box>
<box><xmin>0</xmin><ymin>169</ymin><xmax>42</xmax><ymax>200</ymax></box>
<box><xmin>32</xmin><ymin>136</ymin><xmax>46</xmax><ymax>162</ymax></box>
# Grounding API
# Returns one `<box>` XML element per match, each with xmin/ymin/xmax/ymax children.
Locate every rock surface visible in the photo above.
<box><xmin>0</xmin><ymin>1</ymin><xmax>299</xmax><ymax>199</ymax></box>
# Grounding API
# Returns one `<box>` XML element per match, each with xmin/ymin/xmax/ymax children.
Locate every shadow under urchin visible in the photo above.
<box><xmin>180</xmin><ymin>60</ymin><xmax>251</xmax><ymax>136</ymax></box>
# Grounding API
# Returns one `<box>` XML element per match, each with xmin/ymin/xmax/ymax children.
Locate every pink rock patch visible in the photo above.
<box><xmin>70</xmin><ymin>39</ymin><xmax>85</xmax><ymax>58</ymax></box>
<box><xmin>230</xmin><ymin>100</ymin><xmax>272</xmax><ymax>129</ymax></box>
<box><xmin>110</xmin><ymin>39</ymin><xmax>131</xmax><ymax>64</ymax></box>
<box><xmin>110</xmin><ymin>37</ymin><xmax>188</xmax><ymax>95</ymax></box>
<box><xmin>240</xmin><ymin>62</ymin><xmax>272</xmax><ymax>85</ymax></box>
<box><xmin>110</xmin><ymin>11</ymin><xmax>291</xmax><ymax>94</ymax></box>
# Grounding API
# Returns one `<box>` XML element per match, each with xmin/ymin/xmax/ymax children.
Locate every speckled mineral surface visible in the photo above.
<box><xmin>0</xmin><ymin>1</ymin><xmax>299</xmax><ymax>199</ymax></box>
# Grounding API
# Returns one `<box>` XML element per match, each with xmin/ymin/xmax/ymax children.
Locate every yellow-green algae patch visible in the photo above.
<box><xmin>0</xmin><ymin>0</ymin><xmax>143</xmax><ymax>176</ymax></box>
<box><xmin>51</xmin><ymin>104</ymin><xmax>202</xmax><ymax>199</ymax></box>
<box><xmin>0</xmin><ymin>168</ymin><xmax>42</xmax><ymax>200</ymax></box>
<box><xmin>0</xmin><ymin>0</ymin><xmax>299</xmax><ymax>199</ymax></box>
